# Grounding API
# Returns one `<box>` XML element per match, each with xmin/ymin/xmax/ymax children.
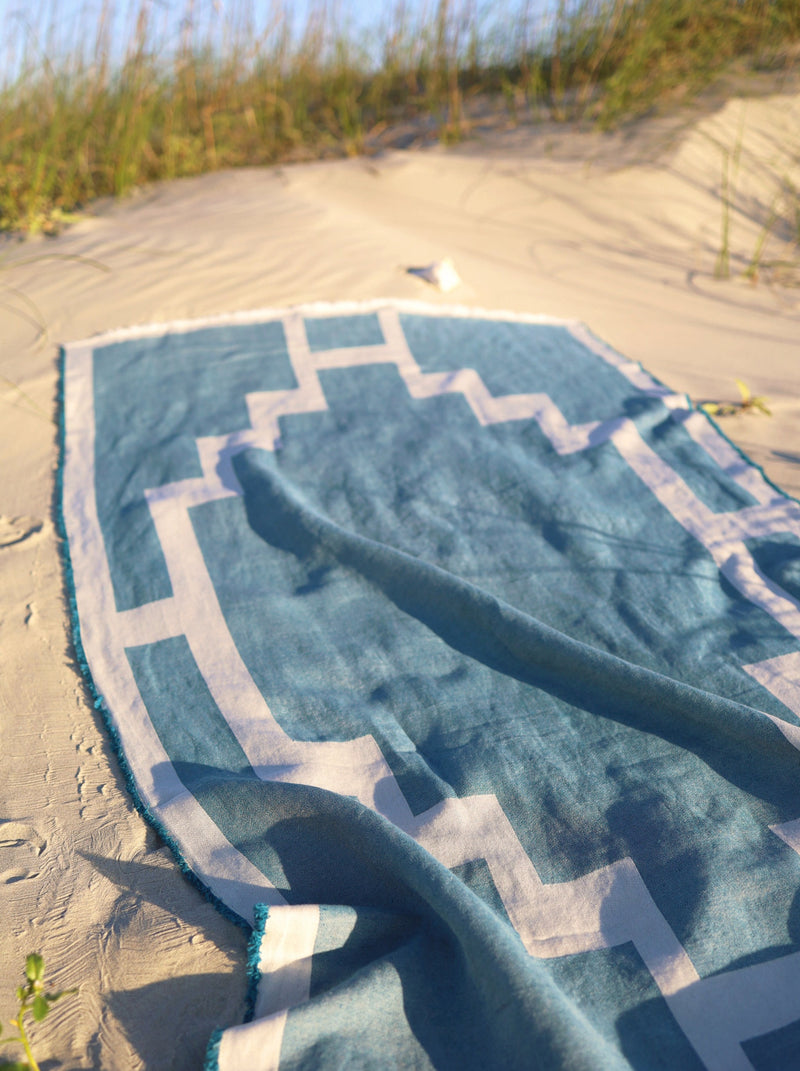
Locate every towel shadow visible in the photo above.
<box><xmin>77</xmin><ymin>851</ymin><xmax>248</xmax><ymax>1071</ymax></box>
<box><xmin>602</xmin><ymin>873</ymin><xmax>800</xmax><ymax>1068</ymax></box>
<box><xmin>772</xmin><ymin>450</ymin><xmax>800</xmax><ymax>467</ymax></box>
<box><xmin>80</xmin><ymin>851</ymin><xmax>250</xmax><ymax>942</ymax></box>
<box><xmin>106</xmin><ymin>974</ymin><xmax>240</xmax><ymax>1071</ymax></box>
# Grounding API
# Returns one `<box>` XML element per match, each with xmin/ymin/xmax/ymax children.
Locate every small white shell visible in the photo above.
<box><xmin>408</xmin><ymin>257</ymin><xmax>462</xmax><ymax>292</ymax></box>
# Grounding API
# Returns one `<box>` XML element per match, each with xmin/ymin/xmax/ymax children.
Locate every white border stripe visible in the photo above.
<box><xmin>218</xmin><ymin>905</ymin><xmax>321</xmax><ymax>1071</ymax></box>
<box><xmin>62</xmin><ymin>342</ymin><xmax>281</xmax><ymax>924</ymax></box>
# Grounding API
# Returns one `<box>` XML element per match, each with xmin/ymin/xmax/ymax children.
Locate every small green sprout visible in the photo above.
<box><xmin>0</xmin><ymin>954</ymin><xmax>77</xmax><ymax>1071</ymax></box>
<box><xmin>700</xmin><ymin>379</ymin><xmax>771</xmax><ymax>418</ymax></box>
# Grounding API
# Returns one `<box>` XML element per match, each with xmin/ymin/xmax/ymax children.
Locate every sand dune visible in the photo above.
<box><xmin>1</xmin><ymin>85</ymin><xmax>798</xmax><ymax>1069</ymax></box>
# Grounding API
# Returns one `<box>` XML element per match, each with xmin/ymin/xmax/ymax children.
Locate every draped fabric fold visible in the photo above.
<box><xmin>60</xmin><ymin>303</ymin><xmax>800</xmax><ymax>1071</ymax></box>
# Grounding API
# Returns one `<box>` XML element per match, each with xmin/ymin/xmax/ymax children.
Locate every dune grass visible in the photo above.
<box><xmin>0</xmin><ymin>0</ymin><xmax>799</xmax><ymax>237</ymax></box>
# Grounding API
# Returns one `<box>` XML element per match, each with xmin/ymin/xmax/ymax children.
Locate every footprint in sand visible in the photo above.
<box><xmin>0</xmin><ymin>821</ymin><xmax>46</xmax><ymax>883</ymax></box>
<box><xmin>0</xmin><ymin>515</ymin><xmax>44</xmax><ymax>549</ymax></box>
<box><xmin>1</xmin><ymin>867</ymin><xmax>39</xmax><ymax>884</ymax></box>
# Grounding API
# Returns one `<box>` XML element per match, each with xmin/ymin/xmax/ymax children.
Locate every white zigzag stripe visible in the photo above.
<box><xmin>66</xmin><ymin>304</ymin><xmax>800</xmax><ymax>1071</ymax></box>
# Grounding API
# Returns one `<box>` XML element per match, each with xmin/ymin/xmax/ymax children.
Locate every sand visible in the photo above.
<box><xmin>1</xmin><ymin>85</ymin><xmax>799</xmax><ymax>1069</ymax></box>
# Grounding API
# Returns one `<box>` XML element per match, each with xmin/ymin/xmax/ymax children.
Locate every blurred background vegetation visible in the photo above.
<box><xmin>1</xmin><ymin>0</ymin><xmax>799</xmax><ymax>234</ymax></box>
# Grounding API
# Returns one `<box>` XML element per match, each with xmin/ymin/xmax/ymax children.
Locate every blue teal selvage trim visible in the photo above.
<box><xmin>581</xmin><ymin>320</ymin><xmax>800</xmax><ymax>509</ymax></box>
<box><xmin>203</xmin><ymin>1028</ymin><xmax>224</xmax><ymax>1071</ymax></box>
<box><xmin>203</xmin><ymin>901</ymin><xmax>270</xmax><ymax>1071</ymax></box>
<box><xmin>57</xmin><ymin>342</ymin><xmax>255</xmax><ymax>1063</ymax></box>
<box><xmin>57</xmin><ymin>343</ymin><xmax>256</xmax><ymax>919</ymax></box>
<box><xmin>697</xmin><ymin>402</ymin><xmax>800</xmax><ymax>506</ymax></box>
<box><xmin>244</xmin><ymin>903</ymin><xmax>271</xmax><ymax>1023</ymax></box>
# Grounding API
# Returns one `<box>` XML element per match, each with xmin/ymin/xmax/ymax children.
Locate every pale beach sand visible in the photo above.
<box><xmin>1</xmin><ymin>85</ymin><xmax>799</xmax><ymax>1069</ymax></box>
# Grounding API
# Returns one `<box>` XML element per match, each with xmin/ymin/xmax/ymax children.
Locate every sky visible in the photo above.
<box><xmin>0</xmin><ymin>0</ymin><xmax>558</xmax><ymax>79</ymax></box>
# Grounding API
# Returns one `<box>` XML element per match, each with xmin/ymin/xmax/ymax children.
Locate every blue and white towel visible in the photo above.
<box><xmin>60</xmin><ymin>302</ymin><xmax>800</xmax><ymax>1070</ymax></box>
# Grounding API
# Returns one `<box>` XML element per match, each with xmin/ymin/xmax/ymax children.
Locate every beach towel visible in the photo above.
<box><xmin>60</xmin><ymin>301</ymin><xmax>800</xmax><ymax>1071</ymax></box>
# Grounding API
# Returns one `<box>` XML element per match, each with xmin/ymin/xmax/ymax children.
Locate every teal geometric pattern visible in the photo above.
<box><xmin>61</xmin><ymin>303</ymin><xmax>800</xmax><ymax>1071</ymax></box>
